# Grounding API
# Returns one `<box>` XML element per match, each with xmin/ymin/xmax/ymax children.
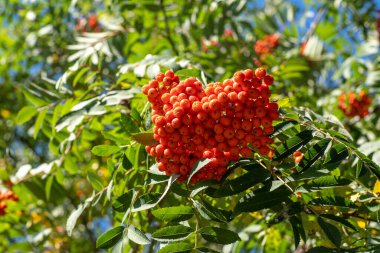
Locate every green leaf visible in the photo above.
<box><xmin>195</xmin><ymin>247</ymin><xmax>219</xmax><ymax>253</ymax></box>
<box><xmin>324</xmin><ymin>144</ymin><xmax>349</xmax><ymax>165</ymax></box>
<box><xmin>193</xmin><ymin>200</ymin><xmax>232</xmax><ymax>223</ymax></box>
<box><xmin>96</xmin><ymin>226</ymin><xmax>125</xmax><ymax>249</ymax></box>
<box><xmin>16</xmin><ymin>106</ymin><xmax>38</xmax><ymax>124</ymax></box>
<box><xmin>190</xmin><ymin>180</ymin><xmax>218</xmax><ymax>197</ymax></box>
<box><xmin>63</xmin><ymin>155</ymin><xmax>78</xmax><ymax>174</ymax></box>
<box><xmin>175</xmin><ymin>69</ymin><xmax>200</xmax><ymax>79</ymax></box>
<box><xmin>205</xmin><ymin>167</ymin><xmax>271</xmax><ymax>198</ymax></box>
<box><xmin>199</xmin><ymin>227</ymin><xmax>240</xmax><ymax>245</ymax></box>
<box><xmin>91</xmin><ymin>145</ymin><xmax>121</xmax><ymax>156</ymax></box>
<box><xmin>289</xmin><ymin>216</ymin><xmax>306</xmax><ymax>248</ymax></box>
<box><xmin>33</xmin><ymin>108</ymin><xmax>47</xmax><ymax>139</ymax></box>
<box><xmin>310</xmin><ymin>196</ymin><xmax>356</xmax><ymax>208</ymax></box>
<box><xmin>234</xmin><ymin>187</ymin><xmax>291</xmax><ymax>214</ymax></box>
<box><xmin>145</xmin><ymin>173</ymin><xmax>169</xmax><ymax>185</ymax></box>
<box><xmin>152</xmin><ymin>225</ymin><xmax>194</xmax><ymax>242</ymax></box>
<box><xmin>316</xmin><ymin>22</ymin><xmax>336</xmax><ymax>40</ymax></box>
<box><xmin>152</xmin><ymin>206</ymin><xmax>194</xmax><ymax>222</ymax></box>
<box><xmin>270</xmin><ymin>120</ymin><xmax>299</xmax><ymax>137</ymax></box>
<box><xmin>187</xmin><ymin>158</ymin><xmax>211</xmax><ymax>184</ymax></box>
<box><xmin>112</xmin><ymin>190</ymin><xmax>135</xmax><ymax>212</ymax></box>
<box><xmin>297</xmin><ymin>176</ymin><xmax>351</xmax><ymax>192</ymax></box>
<box><xmin>319</xmin><ymin>214</ymin><xmax>357</xmax><ymax>231</ymax></box>
<box><xmin>120</xmin><ymin>114</ymin><xmax>140</xmax><ymax>135</ymax></box>
<box><xmin>66</xmin><ymin>200</ymin><xmax>92</xmax><ymax>236</ymax></box>
<box><xmin>127</xmin><ymin>225</ymin><xmax>150</xmax><ymax>245</ymax></box>
<box><xmin>122</xmin><ymin>153</ymin><xmax>133</xmax><ymax>170</ymax></box>
<box><xmin>298</xmin><ymin>139</ymin><xmax>331</xmax><ymax>172</ymax></box>
<box><xmin>306</xmin><ymin>247</ymin><xmax>341</xmax><ymax>253</ymax></box>
<box><xmin>132</xmin><ymin>174</ymin><xmax>179</xmax><ymax>212</ymax></box>
<box><xmin>87</xmin><ymin>171</ymin><xmax>104</xmax><ymax>191</ymax></box>
<box><xmin>131</xmin><ymin>131</ymin><xmax>158</xmax><ymax>145</ymax></box>
<box><xmin>132</xmin><ymin>193</ymin><xmax>161</xmax><ymax>212</ymax></box>
<box><xmin>273</xmin><ymin>130</ymin><xmax>314</xmax><ymax>161</ymax></box>
<box><xmin>45</xmin><ymin>176</ymin><xmax>54</xmax><ymax>201</ymax></box>
<box><xmin>157</xmin><ymin>242</ymin><xmax>193</xmax><ymax>253</ymax></box>
<box><xmin>317</xmin><ymin>217</ymin><xmax>341</xmax><ymax>248</ymax></box>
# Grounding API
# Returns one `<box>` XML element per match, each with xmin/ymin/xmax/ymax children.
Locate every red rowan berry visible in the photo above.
<box><xmin>156</xmin><ymin>73</ymin><xmax>165</xmax><ymax>82</ymax></box>
<box><xmin>233</xmin><ymin>71</ymin><xmax>245</xmax><ymax>84</ymax></box>
<box><xmin>215</xmin><ymin>134</ymin><xmax>225</xmax><ymax>143</ymax></box>
<box><xmin>255</xmin><ymin>68</ymin><xmax>266</xmax><ymax>79</ymax></box>
<box><xmin>240</xmin><ymin>147</ymin><xmax>252</xmax><ymax>157</ymax></box>
<box><xmin>263</xmin><ymin>75</ymin><xmax>274</xmax><ymax>85</ymax></box>
<box><xmin>171</xmin><ymin>118</ymin><xmax>182</xmax><ymax>129</ymax></box>
<box><xmin>244</xmin><ymin>69</ymin><xmax>254</xmax><ymax>80</ymax></box>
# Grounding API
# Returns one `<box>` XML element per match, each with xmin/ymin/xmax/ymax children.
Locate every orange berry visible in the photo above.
<box><xmin>255</xmin><ymin>68</ymin><xmax>266</xmax><ymax>79</ymax></box>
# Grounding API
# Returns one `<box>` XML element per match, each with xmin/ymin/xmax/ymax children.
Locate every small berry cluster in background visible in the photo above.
<box><xmin>254</xmin><ymin>34</ymin><xmax>280</xmax><ymax>58</ymax></box>
<box><xmin>0</xmin><ymin>182</ymin><xmax>18</xmax><ymax>216</ymax></box>
<box><xmin>74</xmin><ymin>14</ymin><xmax>101</xmax><ymax>33</ymax></box>
<box><xmin>142</xmin><ymin>68</ymin><xmax>279</xmax><ymax>183</ymax></box>
<box><xmin>338</xmin><ymin>90</ymin><xmax>372</xmax><ymax>118</ymax></box>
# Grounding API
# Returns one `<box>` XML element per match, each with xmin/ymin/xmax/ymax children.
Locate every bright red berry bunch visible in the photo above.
<box><xmin>254</xmin><ymin>34</ymin><xmax>280</xmax><ymax>57</ymax></box>
<box><xmin>142</xmin><ymin>68</ymin><xmax>279</xmax><ymax>183</ymax></box>
<box><xmin>0</xmin><ymin>190</ymin><xmax>18</xmax><ymax>216</ymax></box>
<box><xmin>338</xmin><ymin>90</ymin><xmax>372</xmax><ymax>118</ymax></box>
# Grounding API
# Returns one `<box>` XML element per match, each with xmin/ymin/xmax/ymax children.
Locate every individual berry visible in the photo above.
<box><xmin>255</xmin><ymin>68</ymin><xmax>266</xmax><ymax>79</ymax></box>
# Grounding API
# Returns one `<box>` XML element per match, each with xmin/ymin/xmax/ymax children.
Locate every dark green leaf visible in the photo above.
<box><xmin>187</xmin><ymin>158</ymin><xmax>211</xmax><ymax>184</ymax></box>
<box><xmin>122</xmin><ymin>153</ymin><xmax>133</xmax><ymax>170</ymax></box>
<box><xmin>152</xmin><ymin>206</ymin><xmax>194</xmax><ymax>222</ymax></box>
<box><xmin>297</xmin><ymin>176</ymin><xmax>351</xmax><ymax>192</ymax></box>
<box><xmin>273</xmin><ymin>130</ymin><xmax>314</xmax><ymax>161</ymax></box>
<box><xmin>317</xmin><ymin>217</ymin><xmax>341</xmax><ymax>248</ymax></box>
<box><xmin>306</xmin><ymin>247</ymin><xmax>341</xmax><ymax>253</ymax></box>
<box><xmin>195</xmin><ymin>247</ymin><xmax>219</xmax><ymax>253</ymax></box>
<box><xmin>190</xmin><ymin>180</ymin><xmax>218</xmax><ymax>197</ymax></box>
<box><xmin>152</xmin><ymin>225</ymin><xmax>194</xmax><ymax>242</ymax></box>
<box><xmin>205</xmin><ymin>167</ymin><xmax>271</xmax><ymax>198</ymax></box>
<box><xmin>319</xmin><ymin>214</ymin><xmax>357</xmax><ymax>231</ymax></box>
<box><xmin>96</xmin><ymin>226</ymin><xmax>125</xmax><ymax>249</ymax></box>
<box><xmin>298</xmin><ymin>139</ymin><xmax>331</xmax><ymax>172</ymax></box>
<box><xmin>193</xmin><ymin>200</ymin><xmax>232</xmax><ymax>223</ymax></box>
<box><xmin>91</xmin><ymin>145</ymin><xmax>121</xmax><ymax>156</ymax></box>
<box><xmin>112</xmin><ymin>190</ymin><xmax>135</xmax><ymax>212</ymax></box>
<box><xmin>199</xmin><ymin>227</ymin><xmax>240</xmax><ymax>245</ymax></box>
<box><xmin>324</xmin><ymin>144</ymin><xmax>349</xmax><ymax>165</ymax></box>
<box><xmin>156</xmin><ymin>242</ymin><xmax>192</xmax><ymax>253</ymax></box>
<box><xmin>270</xmin><ymin>120</ymin><xmax>299</xmax><ymax>137</ymax></box>
<box><xmin>310</xmin><ymin>196</ymin><xmax>356</xmax><ymax>208</ymax></box>
<box><xmin>132</xmin><ymin>193</ymin><xmax>161</xmax><ymax>212</ymax></box>
<box><xmin>234</xmin><ymin>187</ymin><xmax>291</xmax><ymax>214</ymax></box>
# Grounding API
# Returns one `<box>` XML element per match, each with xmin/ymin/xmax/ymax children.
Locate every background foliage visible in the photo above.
<box><xmin>1</xmin><ymin>0</ymin><xmax>380</xmax><ymax>252</ymax></box>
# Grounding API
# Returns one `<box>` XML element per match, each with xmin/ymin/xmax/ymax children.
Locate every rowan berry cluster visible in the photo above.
<box><xmin>254</xmin><ymin>34</ymin><xmax>280</xmax><ymax>57</ymax></box>
<box><xmin>338</xmin><ymin>91</ymin><xmax>371</xmax><ymax>118</ymax></box>
<box><xmin>0</xmin><ymin>190</ymin><xmax>18</xmax><ymax>216</ymax></box>
<box><xmin>142</xmin><ymin>68</ymin><xmax>279</xmax><ymax>183</ymax></box>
